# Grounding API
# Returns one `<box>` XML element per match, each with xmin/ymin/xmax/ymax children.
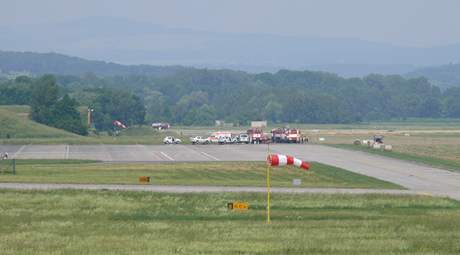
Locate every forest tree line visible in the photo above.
<box><xmin>1</xmin><ymin>69</ymin><xmax>460</xmax><ymax>134</ymax></box>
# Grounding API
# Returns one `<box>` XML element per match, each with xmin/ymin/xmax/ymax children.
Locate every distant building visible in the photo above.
<box><xmin>215</xmin><ymin>120</ymin><xmax>224</xmax><ymax>127</ymax></box>
<box><xmin>215</xmin><ymin>120</ymin><xmax>235</xmax><ymax>127</ymax></box>
<box><xmin>251</xmin><ymin>121</ymin><xmax>267</xmax><ymax>128</ymax></box>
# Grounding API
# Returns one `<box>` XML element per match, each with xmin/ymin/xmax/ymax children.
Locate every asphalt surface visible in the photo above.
<box><xmin>0</xmin><ymin>182</ymin><xmax>419</xmax><ymax>195</ymax></box>
<box><xmin>1</xmin><ymin>144</ymin><xmax>460</xmax><ymax>200</ymax></box>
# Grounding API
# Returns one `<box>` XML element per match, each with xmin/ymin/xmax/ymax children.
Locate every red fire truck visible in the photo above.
<box><xmin>271</xmin><ymin>128</ymin><xmax>302</xmax><ymax>143</ymax></box>
<box><xmin>247</xmin><ymin>128</ymin><xmax>269</xmax><ymax>144</ymax></box>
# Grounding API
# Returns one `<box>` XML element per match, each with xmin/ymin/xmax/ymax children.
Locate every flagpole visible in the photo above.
<box><xmin>267</xmin><ymin>142</ymin><xmax>271</xmax><ymax>224</ymax></box>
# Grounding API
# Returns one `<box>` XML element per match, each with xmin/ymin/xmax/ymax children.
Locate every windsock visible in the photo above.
<box><xmin>267</xmin><ymin>154</ymin><xmax>310</xmax><ymax>170</ymax></box>
<box><xmin>113</xmin><ymin>120</ymin><xmax>127</xmax><ymax>129</ymax></box>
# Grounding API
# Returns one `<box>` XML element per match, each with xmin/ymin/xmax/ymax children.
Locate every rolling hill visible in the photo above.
<box><xmin>407</xmin><ymin>63</ymin><xmax>460</xmax><ymax>89</ymax></box>
<box><xmin>0</xmin><ymin>50</ymin><xmax>186</xmax><ymax>77</ymax></box>
<box><xmin>0</xmin><ymin>106</ymin><xmax>80</xmax><ymax>139</ymax></box>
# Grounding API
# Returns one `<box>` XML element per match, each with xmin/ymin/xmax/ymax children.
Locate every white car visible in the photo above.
<box><xmin>163</xmin><ymin>136</ymin><xmax>181</xmax><ymax>144</ymax></box>
<box><xmin>238</xmin><ymin>134</ymin><xmax>250</xmax><ymax>144</ymax></box>
<box><xmin>218</xmin><ymin>136</ymin><xmax>232</xmax><ymax>144</ymax></box>
<box><xmin>190</xmin><ymin>136</ymin><xmax>209</xmax><ymax>144</ymax></box>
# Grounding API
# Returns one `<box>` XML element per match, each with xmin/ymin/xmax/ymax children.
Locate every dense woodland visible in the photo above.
<box><xmin>2</xmin><ymin>67</ymin><xmax>460</xmax><ymax>135</ymax></box>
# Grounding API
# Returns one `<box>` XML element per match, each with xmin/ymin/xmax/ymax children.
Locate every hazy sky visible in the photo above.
<box><xmin>2</xmin><ymin>0</ymin><xmax>459</xmax><ymax>47</ymax></box>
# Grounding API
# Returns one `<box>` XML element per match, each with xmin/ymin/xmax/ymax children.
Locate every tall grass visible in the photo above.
<box><xmin>0</xmin><ymin>190</ymin><xmax>459</xmax><ymax>254</ymax></box>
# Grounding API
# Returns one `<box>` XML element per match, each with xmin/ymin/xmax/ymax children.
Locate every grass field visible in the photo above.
<box><xmin>0</xmin><ymin>190</ymin><xmax>459</xmax><ymax>255</ymax></box>
<box><xmin>0</xmin><ymin>160</ymin><xmax>400</xmax><ymax>189</ymax></box>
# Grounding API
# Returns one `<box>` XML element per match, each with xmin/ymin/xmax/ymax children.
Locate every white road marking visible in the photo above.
<box><xmin>13</xmin><ymin>145</ymin><xmax>26</xmax><ymax>159</ymax></box>
<box><xmin>200</xmin><ymin>151</ymin><xmax>219</xmax><ymax>161</ymax></box>
<box><xmin>160</xmin><ymin>152</ymin><xmax>174</xmax><ymax>161</ymax></box>
<box><xmin>65</xmin><ymin>145</ymin><xmax>69</xmax><ymax>159</ymax></box>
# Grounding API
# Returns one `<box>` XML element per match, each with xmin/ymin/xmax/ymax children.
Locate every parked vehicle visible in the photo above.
<box><xmin>373</xmin><ymin>135</ymin><xmax>384</xmax><ymax>144</ymax></box>
<box><xmin>271</xmin><ymin>128</ymin><xmax>302</xmax><ymax>143</ymax></box>
<box><xmin>218</xmin><ymin>136</ymin><xmax>233</xmax><ymax>144</ymax></box>
<box><xmin>211</xmin><ymin>131</ymin><xmax>232</xmax><ymax>139</ymax></box>
<box><xmin>271</xmin><ymin>128</ymin><xmax>287</xmax><ymax>143</ymax></box>
<box><xmin>286</xmin><ymin>128</ymin><xmax>301</xmax><ymax>143</ymax></box>
<box><xmin>163</xmin><ymin>136</ymin><xmax>181</xmax><ymax>144</ymax></box>
<box><xmin>190</xmin><ymin>136</ymin><xmax>209</xmax><ymax>144</ymax></box>
<box><xmin>238</xmin><ymin>133</ymin><xmax>250</xmax><ymax>144</ymax></box>
<box><xmin>247</xmin><ymin>128</ymin><xmax>269</xmax><ymax>144</ymax></box>
<box><xmin>152</xmin><ymin>122</ymin><xmax>170</xmax><ymax>130</ymax></box>
<box><xmin>207</xmin><ymin>136</ymin><xmax>219</xmax><ymax>144</ymax></box>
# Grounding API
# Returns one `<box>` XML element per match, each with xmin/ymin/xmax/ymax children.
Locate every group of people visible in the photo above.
<box><xmin>300</xmin><ymin>136</ymin><xmax>309</xmax><ymax>144</ymax></box>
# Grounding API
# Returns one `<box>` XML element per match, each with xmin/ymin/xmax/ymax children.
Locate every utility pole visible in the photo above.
<box><xmin>87</xmin><ymin>108</ymin><xmax>94</xmax><ymax>128</ymax></box>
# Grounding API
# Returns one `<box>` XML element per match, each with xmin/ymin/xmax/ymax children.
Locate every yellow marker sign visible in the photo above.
<box><xmin>227</xmin><ymin>202</ymin><xmax>249</xmax><ymax>210</ymax></box>
<box><xmin>139</xmin><ymin>176</ymin><xmax>150</xmax><ymax>183</ymax></box>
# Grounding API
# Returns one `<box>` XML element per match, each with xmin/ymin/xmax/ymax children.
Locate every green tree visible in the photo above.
<box><xmin>144</xmin><ymin>90</ymin><xmax>170</xmax><ymax>123</ymax></box>
<box><xmin>28</xmin><ymin>75</ymin><xmax>87</xmax><ymax>135</ymax></box>
<box><xmin>51</xmin><ymin>95</ymin><xmax>88</xmax><ymax>135</ymax></box>
<box><xmin>183</xmin><ymin>104</ymin><xmax>216</xmax><ymax>126</ymax></box>
<box><xmin>443</xmin><ymin>87</ymin><xmax>460</xmax><ymax>117</ymax></box>
<box><xmin>30</xmin><ymin>75</ymin><xmax>59</xmax><ymax>124</ymax></box>
<box><xmin>92</xmin><ymin>89</ymin><xmax>146</xmax><ymax>130</ymax></box>
<box><xmin>174</xmin><ymin>91</ymin><xmax>210</xmax><ymax>124</ymax></box>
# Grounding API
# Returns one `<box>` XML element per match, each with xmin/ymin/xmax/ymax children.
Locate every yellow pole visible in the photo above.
<box><xmin>266</xmin><ymin>143</ymin><xmax>271</xmax><ymax>224</ymax></box>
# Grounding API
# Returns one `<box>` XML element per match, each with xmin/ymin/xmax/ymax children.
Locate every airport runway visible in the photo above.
<box><xmin>1</xmin><ymin>144</ymin><xmax>460</xmax><ymax>200</ymax></box>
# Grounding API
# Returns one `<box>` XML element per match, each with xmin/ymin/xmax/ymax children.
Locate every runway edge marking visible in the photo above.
<box><xmin>65</xmin><ymin>145</ymin><xmax>70</xmax><ymax>159</ymax></box>
<box><xmin>160</xmin><ymin>151</ymin><xmax>174</xmax><ymax>161</ymax></box>
<box><xmin>13</xmin><ymin>145</ymin><xmax>26</xmax><ymax>159</ymax></box>
<box><xmin>200</xmin><ymin>151</ymin><xmax>219</xmax><ymax>161</ymax></box>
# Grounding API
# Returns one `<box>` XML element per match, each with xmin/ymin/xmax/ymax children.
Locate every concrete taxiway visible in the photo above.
<box><xmin>1</xmin><ymin>144</ymin><xmax>460</xmax><ymax>201</ymax></box>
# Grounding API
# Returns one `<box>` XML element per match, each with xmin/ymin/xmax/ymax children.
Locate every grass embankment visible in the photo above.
<box><xmin>0</xmin><ymin>105</ymin><xmax>186</xmax><ymax>144</ymax></box>
<box><xmin>334</xmin><ymin>144</ymin><xmax>460</xmax><ymax>172</ymax></box>
<box><xmin>0</xmin><ymin>131</ymin><xmax>185</xmax><ymax>145</ymax></box>
<box><xmin>0</xmin><ymin>190</ymin><xmax>459</xmax><ymax>254</ymax></box>
<box><xmin>0</xmin><ymin>107</ymin><xmax>79</xmax><ymax>139</ymax></box>
<box><xmin>0</xmin><ymin>160</ymin><xmax>401</xmax><ymax>189</ymax></box>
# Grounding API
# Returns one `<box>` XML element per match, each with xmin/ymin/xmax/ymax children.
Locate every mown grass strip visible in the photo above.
<box><xmin>0</xmin><ymin>160</ymin><xmax>402</xmax><ymax>189</ymax></box>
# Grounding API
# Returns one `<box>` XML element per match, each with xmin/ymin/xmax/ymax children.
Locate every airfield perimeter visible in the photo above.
<box><xmin>1</xmin><ymin>143</ymin><xmax>460</xmax><ymax>201</ymax></box>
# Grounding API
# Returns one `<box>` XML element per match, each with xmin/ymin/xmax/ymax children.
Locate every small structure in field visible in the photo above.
<box><xmin>251</xmin><ymin>121</ymin><xmax>267</xmax><ymax>128</ymax></box>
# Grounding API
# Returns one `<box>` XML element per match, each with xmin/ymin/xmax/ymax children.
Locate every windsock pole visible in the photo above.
<box><xmin>266</xmin><ymin>143</ymin><xmax>271</xmax><ymax>224</ymax></box>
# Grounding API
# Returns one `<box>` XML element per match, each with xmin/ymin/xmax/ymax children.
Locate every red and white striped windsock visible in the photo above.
<box><xmin>267</xmin><ymin>154</ymin><xmax>310</xmax><ymax>170</ymax></box>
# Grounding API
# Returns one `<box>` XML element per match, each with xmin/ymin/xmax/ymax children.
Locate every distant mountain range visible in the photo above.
<box><xmin>1</xmin><ymin>50</ymin><xmax>460</xmax><ymax>89</ymax></box>
<box><xmin>2</xmin><ymin>17</ymin><xmax>460</xmax><ymax>77</ymax></box>
<box><xmin>407</xmin><ymin>63</ymin><xmax>460</xmax><ymax>89</ymax></box>
<box><xmin>0</xmin><ymin>50</ymin><xmax>186</xmax><ymax>77</ymax></box>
